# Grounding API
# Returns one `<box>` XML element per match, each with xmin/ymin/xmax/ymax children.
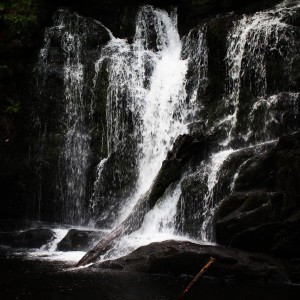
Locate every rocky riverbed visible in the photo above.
<box><xmin>0</xmin><ymin>221</ymin><xmax>300</xmax><ymax>300</ymax></box>
<box><xmin>0</xmin><ymin>244</ymin><xmax>299</xmax><ymax>300</ymax></box>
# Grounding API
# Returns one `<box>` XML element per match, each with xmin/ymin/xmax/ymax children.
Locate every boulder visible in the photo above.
<box><xmin>0</xmin><ymin>229</ymin><xmax>54</xmax><ymax>249</ymax></box>
<box><xmin>93</xmin><ymin>240</ymin><xmax>288</xmax><ymax>282</ymax></box>
<box><xmin>57</xmin><ymin>229</ymin><xmax>105</xmax><ymax>251</ymax></box>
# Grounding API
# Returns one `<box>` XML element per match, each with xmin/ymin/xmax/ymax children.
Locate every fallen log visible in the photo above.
<box><xmin>76</xmin><ymin>132</ymin><xmax>210</xmax><ymax>267</ymax></box>
<box><xmin>177</xmin><ymin>257</ymin><xmax>216</xmax><ymax>300</ymax></box>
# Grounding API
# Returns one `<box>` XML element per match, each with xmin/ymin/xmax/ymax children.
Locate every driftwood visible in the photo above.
<box><xmin>76</xmin><ymin>132</ymin><xmax>209</xmax><ymax>267</ymax></box>
<box><xmin>177</xmin><ymin>257</ymin><xmax>216</xmax><ymax>300</ymax></box>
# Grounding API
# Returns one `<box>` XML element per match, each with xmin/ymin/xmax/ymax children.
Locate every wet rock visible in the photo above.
<box><xmin>291</xmin><ymin>54</ymin><xmax>300</xmax><ymax>89</ymax></box>
<box><xmin>215</xmin><ymin>132</ymin><xmax>300</xmax><ymax>257</ymax></box>
<box><xmin>92</xmin><ymin>135</ymin><xmax>139</xmax><ymax>228</ymax></box>
<box><xmin>216</xmin><ymin>191</ymin><xmax>285</xmax><ymax>245</ymax></box>
<box><xmin>94</xmin><ymin>240</ymin><xmax>287</xmax><ymax>282</ymax></box>
<box><xmin>148</xmin><ymin>131</ymin><xmax>210</xmax><ymax>208</ymax></box>
<box><xmin>176</xmin><ymin>141</ymin><xmax>275</xmax><ymax>239</ymax></box>
<box><xmin>57</xmin><ymin>229</ymin><xmax>105</xmax><ymax>251</ymax></box>
<box><xmin>0</xmin><ymin>229</ymin><xmax>54</xmax><ymax>249</ymax></box>
<box><xmin>176</xmin><ymin>173</ymin><xmax>208</xmax><ymax>238</ymax></box>
<box><xmin>230</xmin><ymin>215</ymin><xmax>300</xmax><ymax>259</ymax></box>
<box><xmin>188</xmin><ymin>121</ymin><xmax>206</xmax><ymax>134</ymax></box>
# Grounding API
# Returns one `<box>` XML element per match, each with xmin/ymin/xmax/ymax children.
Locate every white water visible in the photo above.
<box><xmin>103</xmin><ymin>147</ymin><xmax>239</xmax><ymax>259</ymax></box>
<box><xmin>90</xmin><ymin>157</ymin><xmax>108</xmax><ymax>214</ymax></box>
<box><xmin>223</xmin><ymin>2</ymin><xmax>300</xmax><ymax>145</ymax></box>
<box><xmin>87</xmin><ymin>6</ymin><xmax>212</xmax><ymax>259</ymax></box>
<box><xmin>182</xmin><ymin>25</ymin><xmax>208</xmax><ymax>113</ymax></box>
<box><xmin>60</xmin><ymin>13</ymin><xmax>92</xmax><ymax>225</ymax></box>
<box><xmin>36</xmin><ymin>11</ymin><xmax>94</xmax><ymax>224</ymax></box>
<box><xmin>92</xmin><ymin>6</ymin><xmax>206</xmax><ymax>224</ymax></box>
<box><xmin>125</xmin><ymin>7</ymin><xmax>189</xmax><ymax>219</ymax></box>
<box><xmin>199</xmin><ymin>149</ymin><xmax>235</xmax><ymax>242</ymax></box>
<box><xmin>91</xmin><ymin>3</ymin><xmax>298</xmax><ymax>255</ymax></box>
<box><xmin>25</xmin><ymin>229</ymin><xmax>85</xmax><ymax>262</ymax></box>
<box><xmin>32</xmin><ymin>1</ymin><xmax>300</xmax><ymax>263</ymax></box>
<box><xmin>103</xmin><ymin>183</ymin><xmax>195</xmax><ymax>260</ymax></box>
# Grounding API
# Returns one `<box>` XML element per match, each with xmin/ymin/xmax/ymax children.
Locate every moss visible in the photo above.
<box><xmin>5</xmin><ymin>100</ymin><xmax>21</xmax><ymax>114</ymax></box>
<box><xmin>0</xmin><ymin>0</ymin><xmax>42</xmax><ymax>48</ymax></box>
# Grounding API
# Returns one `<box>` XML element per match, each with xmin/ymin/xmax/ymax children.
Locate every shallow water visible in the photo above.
<box><xmin>1</xmin><ymin>249</ymin><xmax>299</xmax><ymax>300</ymax></box>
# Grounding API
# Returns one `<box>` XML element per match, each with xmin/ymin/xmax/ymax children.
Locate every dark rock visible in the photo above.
<box><xmin>204</xmin><ymin>15</ymin><xmax>234</xmax><ymax>131</ymax></box>
<box><xmin>0</xmin><ymin>229</ymin><xmax>54</xmax><ymax>249</ymax></box>
<box><xmin>28</xmin><ymin>9</ymin><xmax>111</xmax><ymax>223</ymax></box>
<box><xmin>94</xmin><ymin>240</ymin><xmax>288</xmax><ymax>282</ymax></box>
<box><xmin>149</xmin><ymin>131</ymin><xmax>210</xmax><ymax>207</ymax></box>
<box><xmin>57</xmin><ymin>229</ymin><xmax>105</xmax><ymax>251</ymax></box>
<box><xmin>216</xmin><ymin>191</ymin><xmax>285</xmax><ymax>245</ymax></box>
<box><xmin>188</xmin><ymin>121</ymin><xmax>206</xmax><ymax>134</ymax></box>
<box><xmin>176</xmin><ymin>141</ymin><xmax>275</xmax><ymax>239</ymax></box>
<box><xmin>176</xmin><ymin>173</ymin><xmax>208</xmax><ymax>238</ymax></box>
<box><xmin>92</xmin><ymin>135</ymin><xmax>139</xmax><ymax>228</ymax></box>
<box><xmin>216</xmin><ymin>132</ymin><xmax>300</xmax><ymax>257</ymax></box>
<box><xmin>178</xmin><ymin>0</ymin><xmax>282</xmax><ymax>36</ymax></box>
<box><xmin>271</xmin><ymin>212</ymin><xmax>300</xmax><ymax>258</ymax></box>
<box><xmin>230</xmin><ymin>222</ymin><xmax>283</xmax><ymax>252</ymax></box>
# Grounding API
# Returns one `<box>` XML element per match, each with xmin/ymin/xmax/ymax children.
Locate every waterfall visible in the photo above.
<box><xmin>60</xmin><ymin>17</ymin><xmax>89</xmax><ymax>224</ymax></box>
<box><xmin>102</xmin><ymin>183</ymin><xmax>186</xmax><ymax>260</ymax></box>
<box><xmin>32</xmin><ymin>0</ymin><xmax>300</xmax><ymax>260</ymax></box>
<box><xmin>90</xmin><ymin>6</ymin><xmax>207</xmax><ymax>225</ymax></box>
<box><xmin>181</xmin><ymin>25</ymin><xmax>208</xmax><ymax>113</ymax></box>
<box><xmin>199</xmin><ymin>149</ymin><xmax>235</xmax><ymax>242</ymax></box>
<box><xmin>222</xmin><ymin>2</ymin><xmax>300</xmax><ymax>145</ymax></box>
<box><xmin>35</xmin><ymin>10</ymin><xmax>109</xmax><ymax>224</ymax></box>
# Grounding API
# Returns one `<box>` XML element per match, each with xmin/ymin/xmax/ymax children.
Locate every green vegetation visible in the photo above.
<box><xmin>5</xmin><ymin>100</ymin><xmax>21</xmax><ymax>114</ymax></box>
<box><xmin>0</xmin><ymin>0</ymin><xmax>45</xmax><ymax>119</ymax></box>
<box><xmin>0</xmin><ymin>0</ymin><xmax>42</xmax><ymax>49</ymax></box>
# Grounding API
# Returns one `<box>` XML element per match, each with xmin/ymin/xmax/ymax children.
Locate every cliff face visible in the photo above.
<box><xmin>0</xmin><ymin>0</ymin><xmax>299</xmax><ymax>241</ymax></box>
<box><xmin>0</xmin><ymin>0</ymin><xmax>300</xmax><ymax>284</ymax></box>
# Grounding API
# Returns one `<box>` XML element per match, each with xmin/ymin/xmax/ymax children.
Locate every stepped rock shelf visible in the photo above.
<box><xmin>0</xmin><ymin>0</ymin><xmax>300</xmax><ymax>299</ymax></box>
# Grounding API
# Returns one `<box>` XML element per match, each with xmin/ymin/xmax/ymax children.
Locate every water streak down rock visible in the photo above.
<box><xmin>76</xmin><ymin>131</ymin><xmax>210</xmax><ymax>267</ymax></box>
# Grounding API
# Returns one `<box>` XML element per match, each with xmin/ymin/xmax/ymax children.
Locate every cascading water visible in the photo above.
<box><xmin>193</xmin><ymin>1</ymin><xmax>300</xmax><ymax>243</ymax></box>
<box><xmin>90</xmin><ymin>6</ymin><xmax>204</xmax><ymax>225</ymax></box>
<box><xmin>199</xmin><ymin>149</ymin><xmax>235</xmax><ymax>242</ymax></box>
<box><xmin>59</xmin><ymin>18</ymin><xmax>89</xmax><ymax>224</ymax></box>
<box><xmin>181</xmin><ymin>25</ymin><xmax>208</xmax><ymax>113</ymax></box>
<box><xmin>85</xmin><ymin>7</ymin><xmax>210</xmax><ymax>259</ymax></box>
<box><xmin>39</xmin><ymin>11</ymin><xmax>89</xmax><ymax>224</ymax></box>
<box><xmin>34</xmin><ymin>10</ymin><xmax>110</xmax><ymax>224</ymax></box>
<box><xmin>32</xmin><ymin>0</ymin><xmax>300</xmax><ymax>262</ymax></box>
<box><xmin>223</xmin><ymin>2</ymin><xmax>300</xmax><ymax>145</ymax></box>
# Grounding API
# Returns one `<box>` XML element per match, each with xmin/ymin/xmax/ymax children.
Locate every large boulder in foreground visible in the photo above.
<box><xmin>93</xmin><ymin>240</ymin><xmax>287</xmax><ymax>282</ymax></box>
<box><xmin>57</xmin><ymin>229</ymin><xmax>105</xmax><ymax>251</ymax></box>
<box><xmin>215</xmin><ymin>132</ymin><xmax>300</xmax><ymax>259</ymax></box>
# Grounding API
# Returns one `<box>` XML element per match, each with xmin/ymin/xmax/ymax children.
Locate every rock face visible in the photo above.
<box><xmin>57</xmin><ymin>229</ymin><xmax>105</xmax><ymax>251</ymax></box>
<box><xmin>215</xmin><ymin>132</ymin><xmax>300</xmax><ymax>260</ymax></box>
<box><xmin>94</xmin><ymin>240</ymin><xmax>288</xmax><ymax>282</ymax></box>
<box><xmin>0</xmin><ymin>229</ymin><xmax>54</xmax><ymax>249</ymax></box>
<box><xmin>29</xmin><ymin>10</ymin><xmax>111</xmax><ymax>223</ymax></box>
